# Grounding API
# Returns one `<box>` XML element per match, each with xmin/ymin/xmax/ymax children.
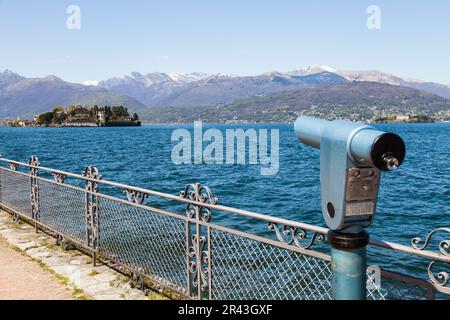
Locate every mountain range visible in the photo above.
<box><xmin>142</xmin><ymin>81</ymin><xmax>450</xmax><ymax>123</ymax></box>
<box><xmin>1</xmin><ymin>66</ymin><xmax>449</xmax><ymax>122</ymax></box>
<box><xmin>98</xmin><ymin>65</ymin><xmax>450</xmax><ymax>106</ymax></box>
<box><xmin>0</xmin><ymin>71</ymin><xmax>146</xmax><ymax>119</ymax></box>
<box><xmin>337</xmin><ymin>70</ymin><xmax>450</xmax><ymax>99</ymax></box>
<box><xmin>98</xmin><ymin>70</ymin><xmax>349</xmax><ymax>108</ymax></box>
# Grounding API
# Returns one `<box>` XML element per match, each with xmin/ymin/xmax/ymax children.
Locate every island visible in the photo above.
<box><xmin>34</xmin><ymin>105</ymin><xmax>141</xmax><ymax>127</ymax></box>
<box><xmin>371</xmin><ymin>114</ymin><xmax>435</xmax><ymax>124</ymax></box>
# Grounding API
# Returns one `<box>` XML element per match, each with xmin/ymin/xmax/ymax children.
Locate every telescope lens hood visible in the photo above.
<box><xmin>371</xmin><ymin>133</ymin><xmax>406</xmax><ymax>171</ymax></box>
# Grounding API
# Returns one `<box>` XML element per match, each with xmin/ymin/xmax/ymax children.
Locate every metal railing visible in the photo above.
<box><xmin>0</xmin><ymin>156</ymin><xmax>448</xmax><ymax>300</ymax></box>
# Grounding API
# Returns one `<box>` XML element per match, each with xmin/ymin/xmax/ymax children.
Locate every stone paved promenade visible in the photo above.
<box><xmin>0</xmin><ymin>210</ymin><xmax>162</xmax><ymax>300</ymax></box>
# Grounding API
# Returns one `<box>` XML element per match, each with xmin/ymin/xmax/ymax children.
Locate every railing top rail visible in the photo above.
<box><xmin>1</xmin><ymin>156</ymin><xmax>449</xmax><ymax>265</ymax></box>
<box><xmin>369</xmin><ymin>238</ymin><xmax>450</xmax><ymax>264</ymax></box>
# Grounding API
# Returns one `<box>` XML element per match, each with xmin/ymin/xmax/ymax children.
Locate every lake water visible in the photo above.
<box><xmin>0</xmin><ymin>123</ymin><xmax>449</xmax><ymax>276</ymax></box>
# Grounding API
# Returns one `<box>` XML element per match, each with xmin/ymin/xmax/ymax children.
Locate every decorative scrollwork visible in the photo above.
<box><xmin>188</xmin><ymin>234</ymin><xmax>209</xmax><ymax>291</ymax></box>
<box><xmin>83</xmin><ymin>166</ymin><xmax>102</xmax><ymax>251</ymax></box>
<box><xmin>130</xmin><ymin>268</ymin><xmax>147</xmax><ymax>291</ymax></box>
<box><xmin>180</xmin><ymin>183</ymin><xmax>218</xmax><ymax>222</ymax></box>
<box><xmin>268</xmin><ymin>223</ymin><xmax>326</xmax><ymax>250</ymax></box>
<box><xmin>412</xmin><ymin>227</ymin><xmax>450</xmax><ymax>256</ymax></box>
<box><xmin>52</xmin><ymin>173</ymin><xmax>67</xmax><ymax>184</ymax></box>
<box><xmin>182</xmin><ymin>183</ymin><xmax>215</xmax><ymax>298</ymax></box>
<box><xmin>9</xmin><ymin>163</ymin><xmax>19</xmax><ymax>171</ymax></box>
<box><xmin>411</xmin><ymin>228</ymin><xmax>450</xmax><ymax>288</ymax></box>
<box><xmin>428</xmin><ymin>261</ymin><xmax>449</xmax><ymax>287</ymax></box>
<box><xmin>123</xmin><ymin>189</ymin><xmax>149</xmax><ymax>205</ymax></box>
<box><xmin>56</xmin><ymin>235</ymin><xmax>74</xmax><ymax>251</ymax></box>
<box><xmin>29</xmin><ymin>156</ymin><xmax>40</xmax><ymax>222</ymax></box>
<box><xmin>83</xmin><ymin>166</ymin><xmax>102</xmax><ymax>192</ymax></box>
<box><xmin>28</xmin><ymin>156</ymin><xmax>40</xmax><ymax>168</ymax></box>
<box><xmin>12</xmin><ymin>212</ymin><xmax>20</xmax><ymax>223</ymax></box>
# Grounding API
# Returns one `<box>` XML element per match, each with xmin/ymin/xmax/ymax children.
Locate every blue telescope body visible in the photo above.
<box><xmin>295</xmin><ymin>117</ymin><xmax>406</xmax><ymax>231</ymax></box>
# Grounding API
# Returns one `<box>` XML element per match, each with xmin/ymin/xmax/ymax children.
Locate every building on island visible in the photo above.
<box><xmin>97</xmin><ymin>110</ymin><xmax>107</xmax><ymax>126</ymax></box>
<box><xmin>395</xmin><ymin>115</ymin><xmax>410</xmax><ymax>122</ymax></box>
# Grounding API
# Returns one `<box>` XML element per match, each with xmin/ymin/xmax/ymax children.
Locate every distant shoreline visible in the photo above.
<box><xmin>2</xmin><ymin>120</ymin><xmax>448</xmax><ymax>128</ymax></box>
<box><xmin>138</xmin><ymin>121</ymin><xmax>449</xmax><ymax>126</ymax></box>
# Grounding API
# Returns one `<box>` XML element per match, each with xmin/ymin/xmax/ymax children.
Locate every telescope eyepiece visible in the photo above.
<box><xmin>383</xmin><ymin>154</ymin><xmax>400</xmax><ymax>171</ymax></box>
<box><xmin>371</xmin><ymin>133</ymin><xmax>406</xmax><ymax>171</ymax></box>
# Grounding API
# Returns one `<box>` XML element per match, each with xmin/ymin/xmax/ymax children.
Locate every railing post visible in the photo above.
<box><xmin>83</xmin><ymin>166</ymin><xmax>101</xmax><ymax>266</ymax></box>
<box><xmin>29</xmin><ymin>156</ymin><xmax>40</xmax><ymax>232</ymax></box>
<box><xmin>329</xmin><ymin>231</ymin><xmax>369</xmax><ymax>300</ymax></box>
<box><xmin>181</xmin><ymin>183</ymin><xmax>217</xmax><ymax>300</ymax></box>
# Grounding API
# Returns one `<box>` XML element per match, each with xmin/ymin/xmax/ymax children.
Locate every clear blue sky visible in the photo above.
<box><xmin>0</xmin><ymin>0</ymin><xmax>449</xmax><ymax>84</ymax></box>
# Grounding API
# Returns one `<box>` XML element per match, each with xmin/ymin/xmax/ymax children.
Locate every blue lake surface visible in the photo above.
<box><xmin>0</xmin><ymin>122</ymin><xmax>449</xmax><ymax>279</ymax></box>
<box><xmin>0</xmin><ymin>123</ymin><xmax>448</xmax><ymax>242</ymax></box>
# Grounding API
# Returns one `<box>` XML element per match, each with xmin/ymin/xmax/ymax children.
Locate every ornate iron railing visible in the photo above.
<box><xmin>0</xmin><ymin>156</ymin><xmax>448</xmax><ymax>300</ymax></box>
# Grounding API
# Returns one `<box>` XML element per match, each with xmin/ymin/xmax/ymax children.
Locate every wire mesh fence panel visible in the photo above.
<box><xmin>368</xmin><ymin>273</ymin><xmax>434</xmax><ymax>300</ymax></box>
<box><xmin>0</xmin><ymin>160</ymin><xmax>448</xmax><ymax>301</ymax></box>
<box><xmin>210</xmin><ymin>229</ymin><xmax>333</xmax><ymax>300</ymax></box>
<box><xmin>39</xmin><ymin>179</ymin><xmax>87</xmax><ymax>244</ymax></box>
<box><xmin>0</xmin><ymin>168</ymin><xmax>31</xmax><ymax>217</ymax></box>
<box><xmin>97</xmin><ymin>196</ymin><xmax>188</xmax><ymax>293</ymax></box>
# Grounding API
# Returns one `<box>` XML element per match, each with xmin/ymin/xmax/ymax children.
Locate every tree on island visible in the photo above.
<box><xmin>103</xmin><ymin>106</ymin><xmax>112</xmax><ymax>121</ymax></box>
<box><xmin>111</xmin><ymin>106</ymin><xmax>129</xmax><ymax>118</ymax></box>
<box><xmin>131</xmin><ymin>113</ymin><xmax>139</xmax><ymax>121</ymax></box>
<box><xmin>52</xmin><ymin>105</ymin><xmax>66</xmax><ymax>124</ymax></box>
<box><xmin>53</xmin><ymin>105</ymin><xmax>64</xmax><ymax>114</ymax></box>
<box><xmin>38</xmin><ymin>112</ymin><xmax>54</xmax><ymax>125</ymax></box>
<box><xmin>92</xmin><ymin>105</ymin><xmax>99</xmax><ymax>117</ymax></box>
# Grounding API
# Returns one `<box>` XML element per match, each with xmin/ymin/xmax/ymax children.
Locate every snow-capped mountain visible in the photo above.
<box><xmin>98</xmin><ymin>72</ymin><xmax>212</xmax><ymax>106</ymax></box>
<box><xmin>122</xmin><ymin>72</ymin><xmax>173</xmax><ymax>86</ymax></box>
<box><xmin>82</xmin><ymin>80</ymin><xmax>99</xmax><ymax>86</ymax></box>
<box><xmin>286</xmin><ymin>65</ymin><xmax>337</xmax><ymax>76</ymax></box>
<box><xmin>98</xmin><ymin>69</ymin><xmax>348</xmax><ymax>107</ymax></box>
<box><xmin>100</xmin><ymin>72</ymin><xmax>230</xmax><ymax>88</ymax></box>
<box><xmin>167</xmin><ymin>72</ymin><xmax>212</xmax><ymax>83</ymax></box>
<box><xmin>96</xmin><ymin>66</ymin><xmax>450</xmax><ymax>107</ymax></box>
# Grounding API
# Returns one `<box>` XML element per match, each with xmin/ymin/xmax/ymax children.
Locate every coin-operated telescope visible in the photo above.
<box><xmin>294</xmin><ymin>116</ymin><xmax>406</xmax><ymax>300</ymax></box>
<box><xmin>295</xmin><ymin>117</ymin><xmax>406</xmax><ymax>232</ymax></box>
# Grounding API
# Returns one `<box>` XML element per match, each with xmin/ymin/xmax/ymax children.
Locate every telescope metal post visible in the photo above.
<box><xmin>329</xmin><ymin>231</ymin><xmax>369</xmax><ymax>300</ymax></box>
